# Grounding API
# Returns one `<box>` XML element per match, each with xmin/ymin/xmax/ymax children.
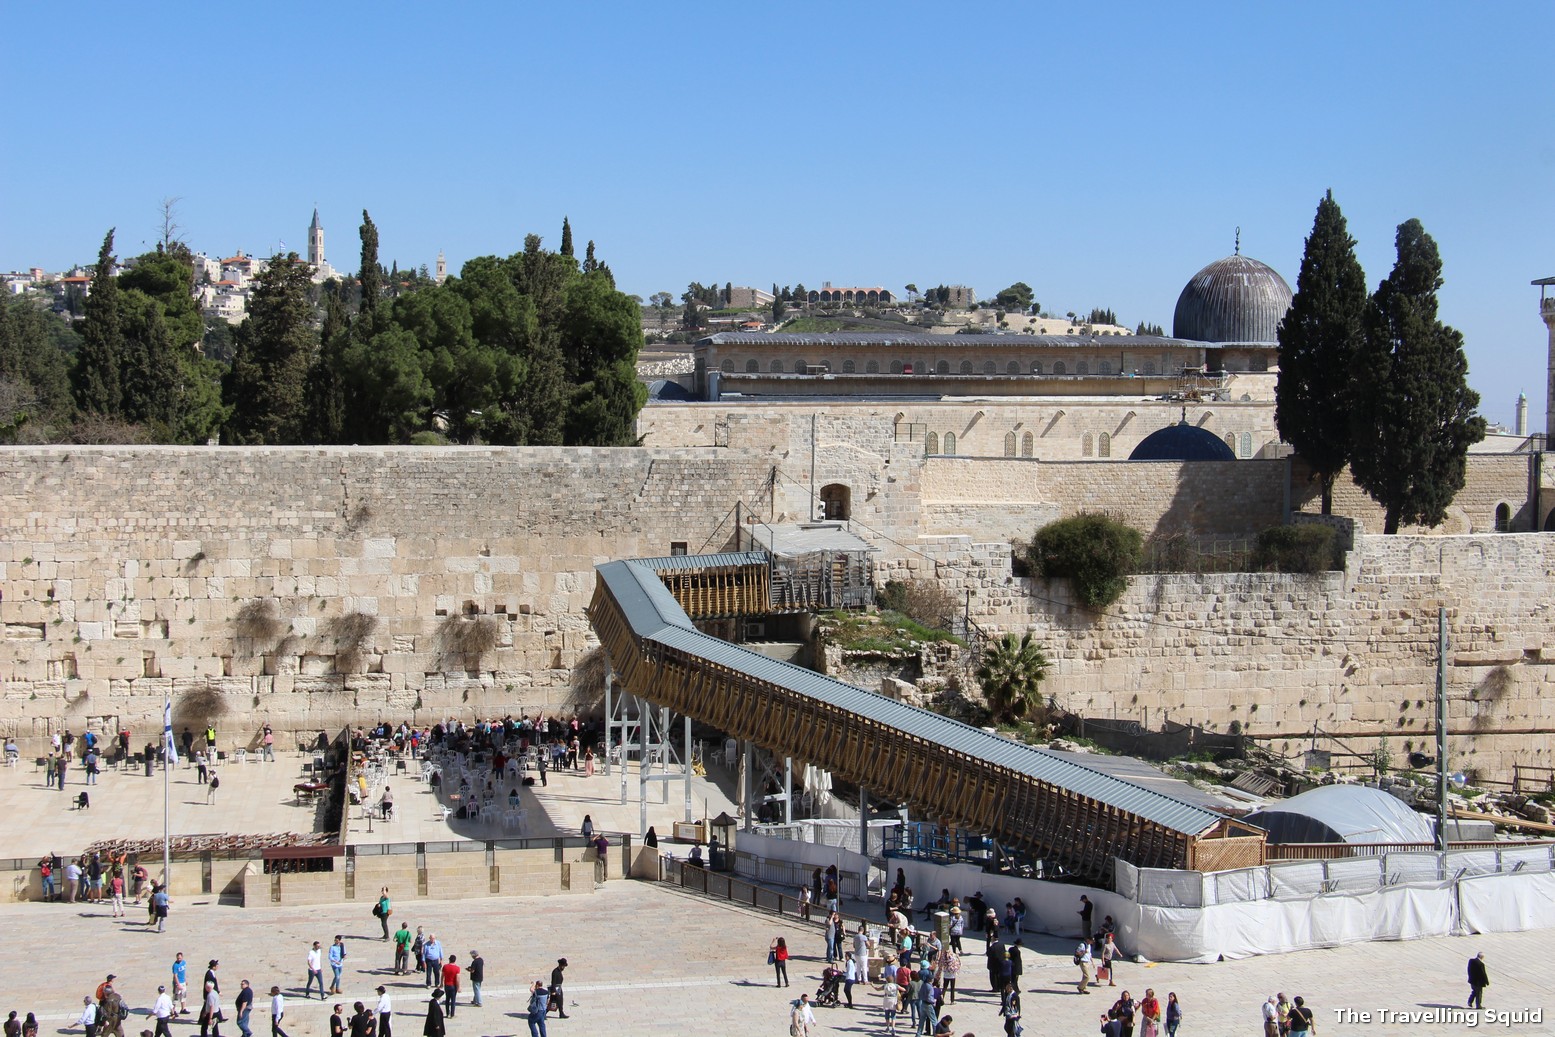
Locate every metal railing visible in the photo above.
<box><xmin>1266</xmin><ymin>840</ymin><xmax>1535</xmax><ymax>862</ymax></box>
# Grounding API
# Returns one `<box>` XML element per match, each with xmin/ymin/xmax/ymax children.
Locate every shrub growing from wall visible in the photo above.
<box><xmin>1028</xmin><ymin>512</ymin><xmax>1142</xmax><ymax>609</ymax></box>
<box><xmin>1255</xmin><ymin>525</ymin><xmax>1341</xmax><ymax>574</ymax></box>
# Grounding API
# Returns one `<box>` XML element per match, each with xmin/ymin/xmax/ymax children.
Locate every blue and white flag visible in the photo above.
<box><xmin>164</xmin><ymin>700</ymin><xmax>178</xmax><ymax>765</ymax></box>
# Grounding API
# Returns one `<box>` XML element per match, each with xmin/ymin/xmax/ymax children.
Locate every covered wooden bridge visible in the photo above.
<box><xmin>588</xmin><ymin>553</ymin><xmax>1264</xmax><ymax>884</ymax></box>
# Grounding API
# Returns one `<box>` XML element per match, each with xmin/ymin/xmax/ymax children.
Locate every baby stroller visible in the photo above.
<box><xmin>814</xmin><ymin>966</ymin><xmax>843</xmax><ymax>1007</ymax></box>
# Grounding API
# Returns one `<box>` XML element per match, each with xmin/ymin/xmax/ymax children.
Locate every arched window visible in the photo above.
<box><xmin>1495</xmin><ymin>503</ymin><xmax>1512</xmax><ymax>532</ymax></box>
<box><xmin>1099</xmin><ymin>360</ymin><xmax>1112</xmax><ymax>375</ymax></box>
<box><xmin>936</xmin><ymin>359</ymin><xmax>950</xmax><ymax>374</ymax></box>
<box><xmin>890</xmin><ymin>360</ymin><xmax>903</xmax><ymax>374</ymax></box>
<box><xmin>770</xmin><ymin>359</ymin><xmax>783</xmax><ymax>372</ymax></box>
<box><xmin>983</xmin><ymin>360</ymin><xmax>997</xmax><ymax>375</ymax></box>
<box><xmin>925</xmin><ymin>431</ymin><xmax>939</xmax><ymax>454</ymax></box>
<box><xmin>1143</xmin><ymin>361</ymin><xmax>1157</xmax><ymax>375</ymax></box>
<box><xmin>959</xmin><ymin>360</ymin><xmax>973</xmax><ymax>374</ymax></box>
<box><xmin>1020</xmin><ymin>431</ymin><xmax>1034</xmax><ymax>457</ymax></box>
<box><xmin>1239</xmin><ymin>432</ymin><xmax>1253</xmax><ymax>458</ymax></box>
<box><xmin>866</xmin><ymin>359</ymin><xmax>880</xmax><ymax>374</ymax></box>
<box><xmin>819</xmin><ymin>483</ymin><xmax>851</xmax><ymax>521</ymax></box>
<box><xmin>1076</xmin><ymin>360</ymin><xmax>1089</xmax><ymax>376</ymax></box>
<box><xmin>720</xmin><ymin>358</ymin><xmax>735</xmax><ymax>372</ymax></box>
<box><xmin>795</xmin><ymin>359</ymin><xmax>808</xmax><ymax>373</ymax></box>
<box><xmin>842</xmin><ymin>359</ymin><xmax>856</xmax><ymax>373</ymax></box>
<box><xmin>1082</xmin><ymin>432</ymin><xmax>1093</xmax><ymax>457</ymax></box>
<box><xmin>1098</xmin><ymin>432</ymin><xmax>1111</xmax><ymax>457</ymax></box>
<box><xmin>1053</xmin><ymin>361</ymin><xmax>1066</xmax><ymax>375</ymax></box>
<box><xmin>1031</xmin><ymin>361</ymin><xmax>1042</xmax><ymax>374</ymax></box>
<box><xmin>943</xmin><ymin>432</ymin><xmax>957</xmax><ymax>455</ymax></box>
<box><xmin>1225</xmin><ymin>433</ymin><xmax>1237</xmax><ymax>453</ymax></box>
<box><xmin>745</xmin><ymin>359</ymin><xmax>759</xmax><ymax>372</ymax></box>
<box><xmin>1007</xmin><ymin>361</ymin><xmax>1020</xmax><ymax>375</ymax></box>
<box><xmin>1004</xmin><ymin>431</ymin><xmax>1017</xmax><ymax>456</ymax></box>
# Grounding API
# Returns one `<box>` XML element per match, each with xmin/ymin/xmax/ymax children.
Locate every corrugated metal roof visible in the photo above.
<box><xmin>1172</xmin><ymin>254</ymin><xmax>1292</xmax><ymax>345</ymax></box>
<box><xmin>703</xmin><ymin>332</ymin><xmax>1219</xmax><ymax>349</ymax></box>
<box><xmin>600</xmin><ymin>556</ymin><xmax>1224</xmax><ymax>837</ymax></box>
<box><xmin>634</xmin><ymin>551</ymin><xmax>768</xmax><ymax>572</ymax></box>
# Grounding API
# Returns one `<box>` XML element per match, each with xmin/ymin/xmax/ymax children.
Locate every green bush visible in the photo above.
<box><xmin>876</xmin><ymin>579</ymin><xmax>959</xmax><ymax>633</ymax></box>
<box><xmin>1255</xmin><ymin>524</ymin><xmax>1340</xmax><ymax>574</ymax></box>
<box><xmin>1029</xmin><ymin>513</ymin><xmax>1142</xmax><ymax>609</ymax></box>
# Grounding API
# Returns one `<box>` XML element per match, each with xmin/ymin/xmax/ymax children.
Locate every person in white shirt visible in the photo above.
<box><xmin>375</xmin><ymin>986</ymin><xmax>393</xmax><ymax>1037</ymax></box>
<box><xmin>790</xmin><ymin>993</ymin><xmax>817</xmax><ymax>1037</ymax></box>
<box><xmin>74</xmin><ymin>996</ymin><xmax>98</xmax><ymax>1037</ymax></box>
<box><xmin>151</xmin><ymin>986</ymin><xmax>175</xmax><ymax>1037</ymax></box>
<box><xmin>269</xmin><ymin>988</ymin><xmax>288</xmax><ymax>1037</ymax></box>
<box><xmin>305</xmin><ymin>942</ymin><xmax>325</xmax><ymax>999</ymax></box>
<box><xmin>1262</xmin><ymin>995</ymin><xmax>1279</xmax><ymax>1037</ymax></box>
<box><xmin>1076</xmin><ymin>940</ymin><xmax>1094</xmax><ymax>994</ymax></box>
<box><xmin>203</xmin><ymin>982</ymin><xmax>223</xmax><ymax>1037</ymax></box>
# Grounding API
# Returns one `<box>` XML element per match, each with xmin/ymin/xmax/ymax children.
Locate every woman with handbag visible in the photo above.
<box><xmin>1139</xmin><ymin>988</ymin><xmax>1162</xmax><ymax>1037</ymax></box>
<box><xmin>769</xmin><ymin>937</ymin><xmax>790</xmax><ymax>987</ymax></box>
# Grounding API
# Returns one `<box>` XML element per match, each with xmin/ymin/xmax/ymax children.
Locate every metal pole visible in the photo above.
<box><xmin>683</xmin><ymin>715</ymin><xmax>693</xmax><ymax>822</ymax></box>
<box><xmin>1436</xmin><ymin>606</ymin><xmax>1449</xmax><ymax>851</ymax></box>
<box><xmin>639</xmin><ymin>696</ymin><xmax>649</xmax><ymax>837</ymax></box>
<box><xmin>603</xmin><ymin>673</ymin><xmax>612</xmax><ymax>779</ymax></box>
<box><xmin>859</xmin><ymin>786</ymin><xmax>870</xmax><ymax>861</ymax></box>
<box><xmin>784</xmin><ymin>756</ymin><xmax>793</xmax><ymax>824</ymax></box>
<box><xmin>163</xmin><ymin>698</ymin><xmax>172</xmax><ymax>892</ymax></box>
<box><xmin>741</xmin><ymin>741</ymin><xmax>752</xmax><ymax>831</ymax></box>
<box><xmin>661</xmin><ymin>707</ymin><xmax>671</xmax><ymax>804</ymax></box>
<box><xmin>810</xmin><ymin>413</ymin><xmax>817</xmax><ymax>520</ymax></box>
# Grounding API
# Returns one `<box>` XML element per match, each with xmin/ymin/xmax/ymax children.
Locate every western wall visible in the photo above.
<box><xmin>1</xmin><ymin>415</ymin><xmax>1551</xmax><ymax>782</ymax></box>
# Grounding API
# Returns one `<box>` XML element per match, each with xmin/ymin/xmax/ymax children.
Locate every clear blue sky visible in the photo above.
<box><xmin>3</xmin><ymin>3</ymin><xmax>1550</xmax><ymax>426</ymax></box>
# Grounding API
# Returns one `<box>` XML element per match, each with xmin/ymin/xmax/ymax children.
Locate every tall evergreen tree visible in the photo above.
<box><xmin>222</xmin><ymin>254</ymin><xmax>315</xmax><ymax>444</ymax></box>
<box><xmin>359</xmin><ymin>211</ymin><xmax>381</xmax><ymax>315</ymax></box>
<box><xmin>73</xmin><ymin>229</ymin><xmax>123</xmax><ymax>416</ymax></box>
<box><xmin>1275</xmin><ymin>190</ymin><xmax>1369</xmax><ymax>514</ymax></box>
<box><xmin>306</xmin><ymin>293</ymin><xmax>350</xmax><ymax>443</ymax></box>
<box><xmin>1349</xmin><ymin>220</ymin><xmax>1487</xmax><ymax>533</ymax></box>
<box><xmin>583</xmin><ymin>240</ymin><xmax>598</xmax><ymax>274</ymax></box>
<box><xmin>560</xmin><ymin>217</ymin><xmax>574</xmax><ymax>258</ymax></box>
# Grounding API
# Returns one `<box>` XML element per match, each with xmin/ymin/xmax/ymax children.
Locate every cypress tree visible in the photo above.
<box><xmin>1275</xmin><ymin>191</ymin><xmax>1368</xmax><ymax>514</ymax></box>
<box><xmin>359</xmin><ymin>211</ymin><xmax>381</xmax><ymax>315</ymax></box>
<box><xmin>73</xmin><ymin>228</ymin><xmax>123</xmax><ymax>416</ymax></box>
<box><xmin>222</xmin><ymin>254</ymin><xmax>316</xmax><ymax>444</ymax></box>
<box><xmin>1349</xmin><ymin>219</ymin><xmax>1487</xmax><ymax>533</ymax></box>
<box><xmin>560</xmin><ymin>216</ymin><xmax>574</xmax><ymax>258</ymax></box>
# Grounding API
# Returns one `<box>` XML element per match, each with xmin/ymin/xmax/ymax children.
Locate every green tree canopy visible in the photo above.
<box><xmin>1029</xmin><ymin>512</ymin><xmax>1143</xmax><ymax>609</ymax></box>
<box><xmin>995</xmin><ymin>282</ymin><xmax>1034</xmax><ymax>312</ymax></box>
<box><xmin>1275</xmin><ymin>191</ymin><xmax>1368</xmax><ymax>514</ymax></box>
<box><xmin>1348</xmin><ymin>219</ymin><xmax>1486</xmax><ymax>533</ymax></box>
<box><xmin>73</xmin><ymin>228</ymin><xmax>123</xmax><ymax>416</ymax></box>
<box><xmin>975</xmin><ymin>632</ymin><xmax>1050</xmax><ymax>723</ymax></box>
<box><xmin>222</xmin><ymin>254</ymin><xmax>315</xmax><ymax>444</ymax></box>
<box><xmin>359</xmin><ymin>210</ymin><xmax>381</xmax><ymax>315</ymax></box>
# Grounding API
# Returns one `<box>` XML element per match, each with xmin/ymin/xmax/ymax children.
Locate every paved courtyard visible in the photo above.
<box><xmin>0</xmin><ymin>879</ymin><xmax>1548</xmax><ymax>1037</ymax></box>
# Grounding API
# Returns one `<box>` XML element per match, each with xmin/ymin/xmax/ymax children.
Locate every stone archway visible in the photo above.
<box><xmin>819</xmin><ymin>483</ymin><xmax>851</xmax><ymax>521</ymax></box>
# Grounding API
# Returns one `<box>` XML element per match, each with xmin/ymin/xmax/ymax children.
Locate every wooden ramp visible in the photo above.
<box><xmin>588</xmin><ymin>554</ymin><xmax>1264</xmax><ymax>885</ymax></box>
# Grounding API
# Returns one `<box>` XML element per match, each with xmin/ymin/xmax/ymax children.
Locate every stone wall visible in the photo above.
<box><xmin>894</xmin><ymin>533</ymin><xmax>1555</xmax><ymax>783</ymax></box>
<box><xmin>0</xmin><ymin>447</ymin><xmax>775</xmax><ymax>749</ymax></box>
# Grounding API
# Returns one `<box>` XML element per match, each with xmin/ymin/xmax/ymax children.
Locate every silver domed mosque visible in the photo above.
<box><xmin>1172</xmin><ymin>234</ymin><xmax>1293</xmax><ymax>345</ymax></box>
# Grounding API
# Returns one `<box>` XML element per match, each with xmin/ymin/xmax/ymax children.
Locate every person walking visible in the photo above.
<box><xmin>1468</xmin><ymin>952</ymin><xmax>1490</xmax><ymax>1009</ymax></box>
<box><xmin>329</xmin><ymin>936</ymin><xmax>348</xmax><ymax>995</ymax></box>
<box><xmin>200</xmin><ymin>981</ymin><xmax>222</xmax><ymax>1037</ymax></box>
<box><xmin>1075</xmin><ymin>938</ymin><xmax>1094</xmax><ymax>994</ymax></box>
<box><xmin>770</xmin><ymin>937</ymin><xmax>790</xmax><ymax>987</ymax></box>
<box><xmin>393</xmin><ymin>924</ymin><xmax>413</xmax><ymax>975</ymax></box>
<box><xmin>524</xmin><ymin>982</ymin><xmax>549</xmax><ymax>1037</ymax></box>
<box><xmin>268</xmin><ymin>988</ymin><xmax>288</xmax><ymax>1037</ymax></box>
<box><xmin>375</xmin><ymin>987</ymin><xmax>392</xmax><ymax>1037</ymax></box>
<box><xmin>75</xmin><ymin>997</ymin><xmax>99</xmax><ymax>1037</ymax></box>
<box><xmin>98</xmin><ymin>987</ymin><xmax>128</xmax><ymax>1037</ymax></box>
<box><xmin>999</xmin><ymin>984</ymin><xmax>1021</xmax><ymax>1037</ymax></box>
<box><xmin>1164</xmin><ymin>993</ymin><xmax>1182</xmax><ymax>1037</ymax></box>
<box><xmin>234</xmin><ymin>981</ymin><xmax>254</xmax><ymax>1037</ymax></box>
<box><xmin>881</xmin><ymin>974</ymin><xmax>901</xmax><ymax>1035</ymax></box>
<box><xmin>467</xmin><ymin>951</ymin><xmax>484</xmax><ymax>1007</ymax></box>
<box><xmin>936</xmin><ymin>947</ymin><xmax>960</xmax><ymax>1005</ymax></box>
<box><xmin>440</xmin><ymin>955</ymin><xmax>460</xmax><ymax>1017</ymax></box>
<box><xmin>152</xmin><ymin>884</ymin><xmax>170</xmax><ymax>931</ymax></box>
<box><xmin>790</xmin><ymin>993</ymin><xmax>817</xmax><ymax>1037</ymax></box>
<box><xmin>1102</xmin><ymin>932</ymin><xmax>1119</xmax><ymax>987</ymax></box>
<box><xmin>306</xmin><ymin>941</ymin><xmax>326</xmax><ymax>1000</ymax></box>
<box><xmin>421</xmin><ymin>935</ymin><xmax>443</xmax><ymax>990</ymax></box>
<box><xmin>410</xmin><ymin>928</ymin><xmax>426</xmax><ymax>976</ymax></box>
<box><xmin>422</xmin><ymin>995</ymin><xmax>444</xmax><ymax>1037</ymax></box>
<box><xmin>172</xmin><ymin>955</ymin><xmax>190</xmax><ymax>1015</ymax></box>
<box><xmin>205</xmin><ymin>960</ymin><xmax>222</xmax><ymax>996</ymax></box>
<box><xmin>548</xmin><ymin>958</ymin><xmax>569</xmax><ymax>1017</ymax></box>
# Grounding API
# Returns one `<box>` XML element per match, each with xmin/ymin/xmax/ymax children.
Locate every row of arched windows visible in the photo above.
<box><xmin>716</xmin><ymin>357</ymin><xmax>1166</xmax><ymax>376</ymax></box>
<box><xmin>1001</xmin><ymin>431</ymin><xmax>1037</xmax><ymax>457</ymax></box>
<box><xmin>924</xmin><ymin>432</ymin><xmax>957</xmax><ymax>455</ymax></box>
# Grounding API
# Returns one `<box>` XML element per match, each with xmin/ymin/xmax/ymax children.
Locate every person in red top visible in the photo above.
<box><xmin>769</xmin><ymin>937</ymin><xmax>790</xmax><ymax>987</ymax></box>
<box><xmin>439</xmin><ymin>956</ymin><xmax>460</xmax><ymax>1017</ymax></box>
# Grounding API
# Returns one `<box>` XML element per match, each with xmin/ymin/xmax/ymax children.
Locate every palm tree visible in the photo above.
<box><xmin>975</xmin><ymin>632</ymin><xmax>1050</xmax><ymax>723</ymax></box>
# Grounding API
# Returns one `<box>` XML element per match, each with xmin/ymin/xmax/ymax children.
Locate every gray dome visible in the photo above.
<box><xmin>1172</xmin><ymin>253</ymin><xmax>1292</xmax><ymax>344</ymax></box>
<box><xmin>1129</xmin><ymin>422</ymin><xmax>1236</xmax><ymax>462</ymax></box>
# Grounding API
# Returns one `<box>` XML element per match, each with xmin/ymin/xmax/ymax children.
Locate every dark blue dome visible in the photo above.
<box><xmin>647</xmin><ymin>379</ymin><xmax>693</xmax><ymax>401</ymax></box>
<box><xmin>1129</xmin><ymin>422</ymin><xmax>1236</xmax><ymax>461</ymax></box>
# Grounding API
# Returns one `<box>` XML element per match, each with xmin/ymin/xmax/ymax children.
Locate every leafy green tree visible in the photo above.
<box><xmin>1029</xmin><ymin>513</ymin><xmax>1143</xmax><ymax>609</ymax></box>
<box><xmin>1135</xmin><ymin>321</ymin><xmax>1165</xmax><ymax>337</ymax></box>
<box><xmin>560</xmin><ymin>216</ymin><xmax>574</xmax><ymax>258</ymax></box>
<box><xmin>0</xmin><ymin>296</ymin><xmax>75</xmax><ymax>441</ymax></box>
<box><xmin>1349</xmin><ymin>219</ymin><xmax>1487</xmax><ymax>533</ymax></box>
<box><xmin>305</xmin><ymin>293</ymin><xmax>350</xmax><ymax>443</ymax></box>
<box><xmin>975</xmin><ymin>632</ymin><xmax>1050</xmax><ymax>723</ymax></box>
<box><xmin>222</xmin><ymin>254</ymin><xmax>315</xmax><ymax>444</ymax></box>
<box><xmin>1276</xmin><ymin>191</ymin><xmax>1369</xmax><ymax>514</ymax></box>
<box><xmin>683</xmin><ymin>298</ymin><xmax>704</xmax><ymax>332</ymax></box>
<box><xmin>995</xmin><ymin>282</ymin><xmax>1034</xmax><ymax>312</ymax></box>
<box><xmin>73</xmin><ymin>229</ymin><xmax>123</xmax><ymax>416</ymax></box>
<box><xmin>1087</xmin><ymin>307</ymin><xmax>1117</xmax><ymax>326</ymax></box>
<box><xmin>560</xmin><ymin>272</ymin><xmax>646</xmax><ymax>445</ymax></box>
<box><xmin>359</xmin><ymin>211</ymin><xmax>381</xmax><ymax>315</ymax></box>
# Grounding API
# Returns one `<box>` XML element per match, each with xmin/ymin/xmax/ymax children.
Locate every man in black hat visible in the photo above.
<box><xmin>549</xmin><ymin>959</ymin><xmax>568</xmax><ymax>1018</ymax></box>
<box><xmin>422</xmin><ymin>992</ymin><xmax>444</xmax><ymax>1037</ymax></box>
<box><xmin>205</xmin><ymin>961</ymin><xmax>221</xmax><ymax>994</ymax></box>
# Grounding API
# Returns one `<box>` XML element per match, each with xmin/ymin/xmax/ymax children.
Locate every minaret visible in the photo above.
<box><xmin>308</xmin><ymin>208</ymin><xmax>325</xmax><ymax>270</ymax></box>
<box><xmin>1539</xmin><ymin>277</ymin><xmax>1555</xmax><ymax>442</ymax></box>
<box><xmin>435</xmin><ymin>250</ymin><xmax>447</xmax><ymax>285</ymax></box>
<box><xmin>1516</xmin><ymin>392</ymin><xmax>1529</xmax><ymax>437</ymax></box>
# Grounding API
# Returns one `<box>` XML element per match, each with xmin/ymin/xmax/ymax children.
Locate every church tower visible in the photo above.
<box><xmin>1539</xmin><ymin>277</ymin><xmax>1555</xmax><ymax>442</ymax></box>
<box><xmin>435</xmin><ymin>250</ymin><xmax>447</xmax><ymax>284</ymax></box>
<box><xmin>308</xmin><ymin>208</ymin><xmax>325</xmax><ymax>270</ymax></box>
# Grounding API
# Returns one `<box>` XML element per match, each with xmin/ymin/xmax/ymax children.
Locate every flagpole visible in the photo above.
<box><xmin>163</xmin><ymin>699</ymin><xmax>174</xmax><ymax>891</ymax></box>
